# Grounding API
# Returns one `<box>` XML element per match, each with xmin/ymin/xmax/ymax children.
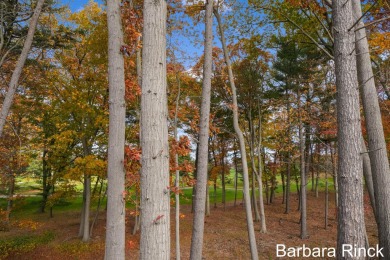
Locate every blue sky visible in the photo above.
<box><xmin>63</xmin><ymin>0</ymin><xmax>103</xmax><ymax>12</ymax></box>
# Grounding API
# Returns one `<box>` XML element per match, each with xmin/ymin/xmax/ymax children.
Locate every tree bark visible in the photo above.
<box><xmin>352</xmin><ymin>0</ymin><xmax>390</xmax><ymax>256</ymax></box>
<box><xmin>330</xmin><ymin>142</ymin><xmax>338</xmax><ymax>208</ymax></box>
<box><xmin>361</xmin><ymin>137</ymin><xmax>377</xmax><ymax>219</ymax></box>
<box><xmin>189</xmin><ymin>0</ymin><xmax>213</xmax><ymax>258</ymax></box>
<box><xmin>333</xmin><ymin>0</ymin><xmax>366</xmax><ymax>257</ymax></box>
<box><xmin>140</xmin><ymin>0</ymin><xmax>170</xmax><ymax>258</ymax></box>
<box><xmin>257</xmin><ymin>102</ymin><xmax>266</xmax><ymax>233</ymax></box>
<box><xmin>174</xmin><ymin>72</ymin><xmax>181</xmax><ymax>260</ymax></box>
<box><xmin>233</xmin><ymin>145</ymin><xmax>238</xmax><ymax>207</ymax></box>
<box><xmin>82</xmin><ymin>175</ymin><xmax>91</xmax><ymax>242</ymax></box>
<box><xmin>104</xmin><ymin>0</ymin><xmax>126</xmax><ymax>257</ymax></box>
<box><xmin>285</xmin><ymin>93</ymin><xmax>291</xmax><ymax>212</ymax></box>
<box><xmin>214</xmin><ymin>8</ymin><xmax>259</xmax><ymax>259</ymax></box>
<box><xmin>0</xmin><ymin>0</ymin><xmax>45</xmax><ymax>137</ymax></box>
<box><xmin>298</xmin><ymin>93</ymin><xmax>307</xmax><ymax>239</ymax></box>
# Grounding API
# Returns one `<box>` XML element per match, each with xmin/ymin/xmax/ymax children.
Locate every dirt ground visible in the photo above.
<box><xmin>2</xmin><ymin>191</ymin><xmax>377</xmax><ymax>259</ymax></box>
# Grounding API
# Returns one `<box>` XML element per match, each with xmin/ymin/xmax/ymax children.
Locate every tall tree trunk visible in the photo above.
<box><xmin>174</xmin><ymin>73</ymin><xmax>181</xmax><ymax>260</ymax></box>
<box><xmin>220</xmin><ymin>141</ymin><xmax>226</xmax><ymax>211</ymax></box>
<box><xmin>315</xmin><ymin>144</ymin><xmax>320</xmax><ymax>198</ymax></box>
<box><xmin>248</xmin><ymin>108</ymin><xmax>260</xmax><ymax>222</ymax></box>
<box><xmin>325</xmin><ymin>146</ymin><xmax>329</xmax><ymax>229</ymax></box>
<box><xmin>132</xmin><ymin>189</ymin><xmax>140</xmax><ymax>235</ymax></box>
<box><xmin>352</xmin><ymin>0</ymin><xmax>390</xmax><ymax>256</ymax></box>
<box><xmin>205</xmin><ymin>180</ymin><xmax>210</xmax><ymax>216</ymax></box>
<box><xmin>213</xmin><ymin>179</ymin><xmax>217</xmax><ymax>208</ymax></box>
<box><xmin>257</xmin><ymin>100</ymin><xmax>266</xmax><ymax>233</ymax></box>
<box><xmin>233</xmin><ymin>146</ymin><xmax>238</xmax><ymax>207</ymax></box>
<box><xmin>0</xmin><ymin>0</ymin><xmax>45</xmax><ymax>137</ymax></box>
<box><xmin>281</xmin><ymin>169</ymin><xmax>285</xmax><ymax>204</ymax></box>
<box><xmin>252</xmin><ymin>174</ymin><xmax>260</xmax><ymax>222</ymax></box>
<box><xmin>285</xmin><ymin>94</ymin><xmax>291</xmax><ymax>212</ymax></box>
<box><xmin>214</xmin><ymin>9</ymin><xmax>259</xmax><ymax>259</ymax></box>
<box><xmin>361</xmin><ymin>137</ymin><xmax>377</xmax><ymax>219</ymax></box>
<box><xmin>90</xmin><ymin>181</ymin><xmax>105</xmax><ymax>237</ymax></box>
<box><xmin>333</xmin><ymin>1</ymin><xmax>366</xmax><ymax>257</ymax></box>
<box><xmin>189</xmin><ymin>0</ymin><xmax>213</xmax><ymax>258</ymax></box>
<box><xmin>191</xmin><ymin>145</ymin><xmax>199</xmax><ymax>213</ymax></box>
<box><xmin>140</xmin><ymin>0</ymin><xmax>170</xmax><ymax>258</ymax></box>
<box><xmin>298</xmin><ymin>101</ymin><xmax>307</xmax><ymax>239</ymax></box>
<box><xmin>330</xmin><ymin>142</ymin><xmax>338</xmax><ymax>208</ymax></box>
<box><xmin>105</xmin><ymin>0</ymin><xmax>126</xmax><ymax>257</ymax></box>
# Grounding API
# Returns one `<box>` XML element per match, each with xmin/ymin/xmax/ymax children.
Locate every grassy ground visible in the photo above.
<box><xmin>0</xmin><ymin>172</ymin><xmax>355</xmax><ymax>259</ymax></box>
<box><xmin>0</xmin><ymin>190</ymin><xmax>377</xmax><ymax>260</ymax></box>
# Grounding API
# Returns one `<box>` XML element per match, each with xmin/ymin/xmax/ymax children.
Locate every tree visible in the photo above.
<box><xmin>190</xmin><ymin>0</ymin><xmax>214</xmax><ymax>258</ymax></box>
<box><xmin>332</xmin><ymin>1</ymin><xmax>366</xmax><ymax>258</ymax></box>
<box><xmin>0</xmin><ymin>0</ymin><xmax>45</xmax><ymax>137</ymax></box>
<box><xmin>214</xmin><ymin>6</ymin><xmax>259</xmax><ymax>259</ymax></box>
<box><xmin>140</xmin><ymin>0</ymin><xmax>170</xmax><ymax>258</ymax></box>
<box><xmin>352</xmin><ymin>0</ymin><xmax>390</xmax><ymax>256</ymax></box>
<box><xmin>105</xmin><ymin>0</ymin><xmax>126</xmax><ymax>258</ymax></box>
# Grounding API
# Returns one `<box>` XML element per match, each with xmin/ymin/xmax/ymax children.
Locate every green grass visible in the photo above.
<box><xmin>1</xmin><ymin>172</ymin><xmax>336</xmax><ymax>220</ymax></box>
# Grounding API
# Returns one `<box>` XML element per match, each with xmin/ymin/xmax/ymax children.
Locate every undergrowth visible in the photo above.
<box><xmin>0</xmin><ymin>231</ymin><xmax>55</xmax><ymax>259</ymax></box>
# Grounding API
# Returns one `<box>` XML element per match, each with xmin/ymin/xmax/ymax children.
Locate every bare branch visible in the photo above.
<box><xmin>355</xmin><ymin>16</ymin><xmax>390</xmax><ymax>31</ymax></box>
<box><xmin>348</xmin><ymin>0</ymin><xmax>379</xmax><ymax>31</ymax></box>
<box><xmin>308</xmin><ymin>5</ymin><xmax>334</xmax><ymax>42</ymax></box>
<box><xmin>324</xmin><ymin>0</ymin><xmax>332</xmax><ymax>8</ymax></box>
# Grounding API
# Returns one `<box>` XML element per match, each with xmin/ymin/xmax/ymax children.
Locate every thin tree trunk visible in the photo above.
<box><xmin>90</xmin><ymin>181</ymin><xmax>105</xmax><ymax>237</ymax></box>
<box><xmin>295</xmin><ymin>165</ymin><xmax>301</xmax><ymax>211</ymax></box>
<box><xmin>325</xmin><ymin>146</ymin><xmax>329</xmax><ymax>230</ymax></box>
<box><xmin>352</xmin><ymin>1</ymin><xmax>390</xmax><ymax>256</ymax></box>
<box><xmin>191</xmin><ymin>145</ymin><xmax>199</xmax><ymax>213</ymax></box>
<box><xmin>205</xmin><ymin>181</ymin><xmax>210</xmax><ymax>216</ymax></box>
<box><xmin>140</xmin><ymin>0</ymin><xmax>170</xmax><ymax>258</ymax></box>
<box><xmin>221</xmin><ymin>151</ymin><xmax>226</xmax><ymax>211</ymax></box>
<box><xmin>105</xmin><ymin>0</ymin><xmax>126</xmax><ymax>257</ymax></box>
<box><xmin>213</xmin><ymin>179</ymin><xmax>217</xmax><ymax>208</ymax></box>
<box><xmin>265</xmin><ymin>179</ymin><xmax>269</xmax><ymax>205</ymax></box>
<box><xmin>315</xmin><ymin>145</ymin><xmax>320</xmax><ymax>198</ymax></box>
<box><xmin>132</xmin><ymin>189</ymin><xmax>140</xmax><ymax>235</ymax></box>
<box><xmin>285</xmin><ymin>93</ymin><xmax>291</xmax><ymax>212</ymax></box>
<box><xmin>257</xmin><ymin>100</ymin><xmax>266</xmax><ymax>233</ymax></box>
<box><xmin>299</xmin><ymin>110</ymin><xmax>307</xmax><ymax>239</ymax></box>
<box><xmin>252</xmin><ymin>174</ymin><xmax>260</xmax><ymax>222</ymax></box>
<box><xmin>248</xmin><ymin>108</ymin><xmax>260</xmax><ymax>222</ymax></box>
<box><xmin>233</xmin><ymin>146</ymin><xmax>238</xmax><ymax>207</ymax></box>
<box><xmin>330</xmin><ymin>142</ymin><xmax>338</xmax><ymax>208</ymax></box>
<box><xmin>281</xmin><ymin>170</ymin><xmax>285</xmax><ymax>204</ymax></box>
<box><xmin>333</xmin><ymin>1</ymin><xmax>366</xmax><ymax>257</ymax></box>
<box><xmin>40</xmin><ymin>149</ymin><xmax>52</xmax><ymax>213</ymax></box>
<box><xmin>0</xmin><ymin>0</ymin><xmax>45</xmax><ymax>137</ymax></box>
<box><xmin>189</xmin><ymin>1</ymin><xmax>213</xmax><ymax>257</ymax></box>
<box><xmin>214</xmin><ymin>9</ymin><xmax>259</xmax><ymax>259</ymax></box>
<box><xmin>174</xmin><ymin>73</ymin><xmax>181</xmax><ymax>260</ymax></box>
<box><xmin>360</xmin><ymin>137</ymin><xmax>377</xmax><ymax>219</ymax></box>
<box><xmin>5</xmin><ymin>173</ymin><xmax>15</xmax><ymax>225</ymax></box>
<box><xmin>270</xmin><ymin>174</ymin><xmax>276</xmax><ymax>204</ymax></box>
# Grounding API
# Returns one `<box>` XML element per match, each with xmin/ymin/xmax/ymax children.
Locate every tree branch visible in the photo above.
<box><xmin>355</xmin><ymin>16</ymin><xmax>390</xmax><ymax>31</ymax></box>
<box><xmin>348</xmin><ymin>0</ymin><xmax>379</xmax><ymax>31</ymax></box>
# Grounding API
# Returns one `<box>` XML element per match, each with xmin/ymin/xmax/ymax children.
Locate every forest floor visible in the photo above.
<box><xmin>0</xmin><ymin>191</ymin><xmax>377</xmax><ymax>260</ymax></box>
